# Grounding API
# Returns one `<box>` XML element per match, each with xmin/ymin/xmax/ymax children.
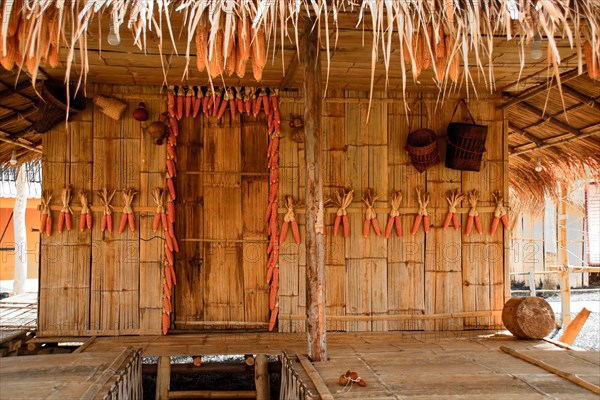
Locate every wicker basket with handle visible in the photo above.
<box><xmin>445</xmin><ymin>100</ymin><xmax>488</xmax><ymax>172</ymax></box>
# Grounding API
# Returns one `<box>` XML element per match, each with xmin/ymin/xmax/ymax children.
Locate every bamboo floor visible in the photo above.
<box><xmin>73</xmin><ymin>330</ymin><xmax>600</xmax><ymax>399</ymax></box>
<box><xmin>0</xmin><ymin>293</ymin><xmax>37</xmax><ymax>331</ymax></box>
<box><xmin>0</xmin><ymin>347</ymin><xmax>142</xmax><ymax>400</ymax></box>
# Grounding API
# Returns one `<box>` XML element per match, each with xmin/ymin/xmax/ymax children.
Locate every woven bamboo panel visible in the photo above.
<box><xmin>38</xmin><ymin>86</ymin><xmax>166</xmax><ymax>337</ymax></box>
<box><xmin>277</xmin><ymin>91</ymin><xmax>506</xmax><ymax>333</ymax></box>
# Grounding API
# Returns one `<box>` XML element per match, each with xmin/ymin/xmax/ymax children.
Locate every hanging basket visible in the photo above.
<box><xmin>94</xmin><ymin>95</ymin><xmax>127</xmax><ymax>120</ymax></box>
<box><xmin>33</xmin><ymin>80</ymin><xmax>86</xmax><ymax>133</ymax></box>
<box><xmin>445</xmin><ymin>101</ymin><xmax>488</xmax><ymax>172</ymax></box>
<box><xmin>405</xmin><ymin>128</ymin><xmax>440</xmax><ymax>173</ymax></box>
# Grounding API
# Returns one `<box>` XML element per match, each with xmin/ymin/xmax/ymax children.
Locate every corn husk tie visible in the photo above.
<box><xmin>336</xmin><ymin>189</ymin><xmax>354</xmax><ymax>217</ymax></box>
<box><xmin>467</xmin><ymin>190</ymin><xmax>480</xmax><ymax>218</ymax></box>
<box><xmin>362</xmin><ymin>188</ymin><xmax>380</xmax><ymax>237</ymax></box>
<box><xmin>492</xmin><ymin>191</ymin><xmax>507</xmax><ymax>219</ymax></box>
<box><xmin>79</xmin><ymin>190</ymin><xmax>91</xmax><ymax>215</ymax></box>
<box><xmin>417</xmin><ymin>188</ymin><xmax>429</xmax><ymax>217</ymax></box>
<box><xmin>97</xmin><ymin>188</ymin><xmax>116</xmax><ymax>217</ymax></box>
<box><xmin>122</xmin><ymin>188</ymin><xmax>137</xmax><ymax>215</ymax></box>
<box><xmin>60</xmin><ymin>186</ymin><xmax>73</xmax><ymax>215</ymax></box>
<box><xmin>446</xmin><ymin>189</ymin><xmax>463</xmax><ymax>215</ymax></box>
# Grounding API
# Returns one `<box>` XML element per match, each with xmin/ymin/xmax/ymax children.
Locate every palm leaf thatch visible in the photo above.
<box><xmin>1</xmin><ymin>0</ymin><xmax>599</xmax><ymax>98</ymax></box>
<box><xmin>509</xmin><ymin>135</ymin><xmax>600</xmax><ymax>216</ymax></box>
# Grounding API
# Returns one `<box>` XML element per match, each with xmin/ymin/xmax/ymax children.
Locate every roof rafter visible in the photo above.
<box><xmin>561</xmin><ymin>85</ymin><xmax>600</xmax><ymax>110</ymax></box>
<box><xmin>518</xmin><ymin>101</ymin><xmax>582</xmax><ymax>137</ymax></box>
<box><xmin>508</xmin><ymin>122</ymin><xmax>544</xmax><ymax>147</ymax></box>
<box><xmin>500</xmin><ymin>68</ymin><xmax>580</xmax><ymax>109</ymax></box>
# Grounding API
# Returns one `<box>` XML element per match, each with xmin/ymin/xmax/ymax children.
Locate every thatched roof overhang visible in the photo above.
<box><xmin>0</xmin><ymin>1</ymin><xmax>598</xmax><ymax>213</ymax></box>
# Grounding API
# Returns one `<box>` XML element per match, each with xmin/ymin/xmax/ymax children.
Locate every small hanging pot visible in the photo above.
<box><xmin>133</xmin><ymin>102</ymin><xmax>149</xmax><ymax>121</ymax></box>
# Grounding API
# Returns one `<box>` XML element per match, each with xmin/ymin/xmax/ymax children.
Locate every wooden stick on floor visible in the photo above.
<box><xmin>297</xmin><ymin>354</ymin><xmax>334</xmax><ymax>400</ymax></box>
<box><xmin>559</xmin><ymin>307</ymin><xmax>591</xmax><ymax>345</ymax></box>
<box><xmin>499</xmin><ymin>346</ymin><xmax>600</xmax><ymax>395</ymax></box>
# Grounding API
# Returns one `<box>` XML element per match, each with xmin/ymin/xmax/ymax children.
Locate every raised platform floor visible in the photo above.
<box><xmin>74</xmin><ymin>330</ymin><xmax>600</xmax><ymax>399</ymax></box>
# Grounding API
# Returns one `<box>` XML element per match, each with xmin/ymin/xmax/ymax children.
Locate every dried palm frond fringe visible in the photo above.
<box><xmin>509</xmin><ymin>135</ymin><xmax>600</xmax><ymax>218</ymax></box>
<box><xmin>1</xmin><ymin>1</ymin><xmax>599</xmax><ymax>104</ymax></box>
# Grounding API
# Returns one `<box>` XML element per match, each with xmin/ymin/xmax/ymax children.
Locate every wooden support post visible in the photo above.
<box><xmin>13</xmin><ymin>164</ymin><xmax>27</xmax><ymax>295</ymax></box>
<box><xmin>528</xmin><ymin>271</ymin><xmax>536</xmax><ymax>297</ymax></box>
<box><xmin>254</xmin><ymin>355</ymin><xmax>270</xmax><ymax>400</ymax></box>
<box><xmin>302</xmin><ymin>16</ymin><xmax>327</xmax><ymax>362</ymax></box>
<box><xmin>559</xmin><ymin>307</ymin><xmax>591</xmax><ymax>345</ymax></box>
<box><xmin>558</xmin><ymin>184</ymin><xmax>570</xmax><ymax>328</ymax></box>
<box><xmin>156</xmin><ymin>356</ymin><xmax>171</xmax><ymax>400</ymax></box>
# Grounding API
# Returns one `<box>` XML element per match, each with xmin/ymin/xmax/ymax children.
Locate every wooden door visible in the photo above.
<box><xmin>175</xmin><ymin>113</ymin><xmax>270</xmax><ymax>329</ymax></box>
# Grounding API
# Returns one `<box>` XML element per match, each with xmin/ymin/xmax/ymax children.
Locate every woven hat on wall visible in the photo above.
<box><xmin>94</xmin><ymin>95</ymin><xmax>127</xmax><ymax>120</ymax></box>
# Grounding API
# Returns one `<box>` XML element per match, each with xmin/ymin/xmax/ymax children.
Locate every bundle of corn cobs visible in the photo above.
<box><xmin>167</xmin><ymin>86</ymin><xmax>280</xmax><ymax>127</ymax></box>
<box><xmin>195</xmin><ymin>14</ymin><xmax>265</xmax><ymax>81</ymax></box>
<box><xmin>0</xmin><ymin>1</ymin><xmax>60</xmax><ymax>72</ymax></box>
<box><xmin>404</xmin><ymin>24</ymin><xmax>460</xmax><ymax>83</ymax></box>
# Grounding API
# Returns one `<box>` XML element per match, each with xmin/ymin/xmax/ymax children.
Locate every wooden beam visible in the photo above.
<box><xmin>508</xmin><ymin>122</ymin><xmax>544</xmax><ymax>146</ymax></box>
<box><xmin>500</xmin><ymin>68</ymin><xmax>580</xmax><ymax>109</ymax></box>
<box><xmin>254</xmin><ymin>355</ymin><xmax>270</xmax><ymax>400</ymax></box>
<box><xmin>518</xmin><ymin>102</ymin><xmax>582</xmax><ymax>137</ymax></box>
<box><xmin>0</xmin><ymin>136</ymin><xmax>43</xmax><ymax>153</ymax></box>
<box><xmin>279</xmin><ymin>54</ymin><xmax>299</xmax><ymax>90</ymax></box>
<box><xmin>302</xmin><ymin>16</ymin><xmax>327</xmax><ymax>362</ymax></box>
<box><xmin>0</xmin><ymin>80</ymin><xmax>37</xmax><ymax>101</ymax></box>
<box><xmin>297</xmin><ymin>354</ymin><xmax>334</xmax><ymax>400</ymax></box>
<box><xmin>509</xmin><ymin>127</ymin><xmax>600</xmax><ymax>156</ymax></box>
<box><xmin>559</xmin><ymin>307</ymin><xmax>591</xmax><ymax>345</ymax></box>
<box><xmin>168</xmin><ymin>391</ymin><xmax>257</xmax><ymax>399</ymax></box>
<box><xmin>0</xmin><ymin>106</ymin><xmax>37</xmax><ymax>128</ymax></box>
<box><xmin>156</xmin><ymin>356</ymin><xmax>171</xmax><ymax>400</ymax></box>
<box><xmin>500</xmin><ymin>346</ymin><xmax>600</xmax><ymax>395</ymax></box>
<box><xmin>561</xmin><ymin>85</ymin><xmax>600</xmax><ymax>110</ymax></box>
<box><xmin>73</xmin><ymin>336</ymin><xmax>97</xmax><ymax>353</ymax></box>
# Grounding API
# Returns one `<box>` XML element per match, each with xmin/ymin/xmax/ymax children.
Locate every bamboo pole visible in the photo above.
<box><xmin>12</xmin><ymin>164</ymin><xmax>27</xmax><ymax>295</ymax></box>
<box><xmin>0</xmin><ymin>136</ymin><xmax>43</xmax><ymax>153</ymax></box>
<box><xmin>500</xmin><ymin>346</ymin><xmax>600</xmax><ymax>395</ymax></box>
<box><xmin>302</xmin><ymin>16</ymin><xmax>327</xmax><ymax>362</ymax></box>
<box><xmin>278</xmin><ymin>310</ymin><xmax>502</xmax><ymax>321</ymax></box>
<box><xmin>254</xmin><ymin>355</ymin><xmax>270</xmax><ymax>400</ymax></box>
<box><xmin>558</xmin><ymin>183</ymin><xmax>571</xmax><ymax>328</ymax></box>
<box><xmin>559</xmin><ymin>307</ymin><xmax>591</xmax><ymax>345</ymax></box>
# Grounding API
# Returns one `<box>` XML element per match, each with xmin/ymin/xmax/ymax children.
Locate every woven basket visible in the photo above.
<box><xmin>94</xmin><ymin>95</ymin><xmax>127</xmax><ymax>120</ymax></box>
<box><xmin>405</xmin><ymin>128</ymin><xmax>440</xmax><ymax>173</ymax></box>
<box><xmin>445</xmin><ymin>123</ymin><xmax>488</xmax><ymax>171</ymax></box>
<box><xmin>33</xmin><ymin>80</ymin><xmax>86</xmax><ymax>133</ymax></box>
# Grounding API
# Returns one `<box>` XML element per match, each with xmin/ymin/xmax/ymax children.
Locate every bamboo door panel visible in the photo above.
<box><xmin>175</xmin><ymin>114</ymin><xmax>269</xmax><ymax>328</ymax></box>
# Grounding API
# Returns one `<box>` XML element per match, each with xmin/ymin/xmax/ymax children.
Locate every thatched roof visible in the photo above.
<box><xmin>506</xmin><ymin>71</ymin><xmax>600</xmax><ymax>213</ymax></box>
<box><xmin>0</xmin><ymin>1</ymin><xmax>598</xmax><ymax>212</ymax></box>
<box><xmin>1</xmin><ymin>1</ymin><xmax>599</xmax><ymax>93</ymax></box>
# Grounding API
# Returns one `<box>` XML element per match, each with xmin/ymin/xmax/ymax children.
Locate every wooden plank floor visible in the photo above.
<box><xmin>0</xmin><ymin>293</ymin><xmax>37</xmax><ymax>331</ymax></box>
<box><xmin>78</xmin><ymin>331</ymin><xmax>600</xmax><ymax>399</ymax></box>
<box><xmin>0</xmin><ymin>347</ymin><xmax>141</xmax><ymax>400</ymax></box>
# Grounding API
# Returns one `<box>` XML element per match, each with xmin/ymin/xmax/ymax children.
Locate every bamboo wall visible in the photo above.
<box><xmin>39</xmin><ymin>86</ymin><xmax>166</xmax><ymax>336</ymax></box>
<box><xmin>275</xmin><ymin>90</ymin><xmax>508</xmax><ymax>332</ymax></box>
<box><xmin>39</xmin><ymin>86</ymin><xmax>509</xmax><ymax>336</ymax></box>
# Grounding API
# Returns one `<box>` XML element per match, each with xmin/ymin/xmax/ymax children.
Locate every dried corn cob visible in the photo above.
<box><xmin>195</xmin><ymin>18</ymin><xmax>207</xmax><ymax>72</ymax></box>
<box><xmin>209</xmin><ymin>29</ymin><xmax>224</xmax><ymax>78</ymax></box>
<box><xmin>236</xmin><ymin>16</ymin><xmax>251</xmax><ymax>78</ymax></box>
<box><xmin>434</xmin><ymin>27</ymin><xmax>447</xmax><ymax>82</ymax></box>
<box><xmin>251</xmin><ymin>26</ymin><xmax>266</xmax><ymax>81</ymax></box>
<box><xmin>447</xmin><ymin>36</ymin><xmax>460</xmax><ymax>83</ymax></box>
